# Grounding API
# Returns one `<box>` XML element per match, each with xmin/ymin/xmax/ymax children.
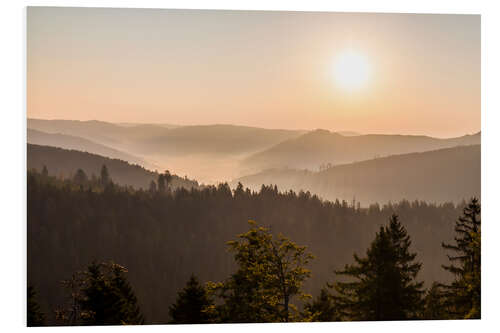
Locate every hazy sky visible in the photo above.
<box><xmin>27</xmin><ymin>7</ymin><xmax>480</xmax><ymax>137</ymax></box>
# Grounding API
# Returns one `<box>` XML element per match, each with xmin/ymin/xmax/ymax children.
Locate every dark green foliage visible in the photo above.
<box><xmin>169</xmin><ymin>275</ymin><xmax>213</xmax><ymax>324</ymax></box>
<box><xmin>333</xmin><ymin>215</ymin><xmax>424</xmax><ymax>321</ymax></box>
<box><xmin>441</xmin><ymin>198</ymin><xmax>481</xmax><ymax>319</ymax></box>
<box><xmin>303</xmin><ymin>287</ymin><xmax>338</xmax><ymax>322</ymax></box>
<box><xmin>60</xmin><ymin>261</ymin><xmax>144</xmax><ymax>325</ymax></box>
<box><xmin>27</xmin><ymin>285</ymin><xmax>46</xmax><ymax>326</ymax></box>
<box><xmin>27</xmin><ymin>169</ymin><xmax>464</xmax><ymax>324</ymax></box>
<box><xmin>422</xmin><ymin>282</ymin><xmax>448</xmax><ymax>320</ymax></box>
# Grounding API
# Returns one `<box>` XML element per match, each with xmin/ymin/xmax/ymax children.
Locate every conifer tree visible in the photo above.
<box><xmin>41</xmin><ymin>165</ymin><xmax>49</xmax><ymax>178</ymax></box>
<box><xmin>333</xmin><ymin>214</ymin><xmax>424</xmax><ymax>321</ymax></box>
<box><xmin>149</xmin><ymin>180</ymin><xmax>157</xmax><ymax>193</ymax></box>
<box><xmin>157</xmin><ymin>174</ymin><xmax>165</xmax><ymax>192</ymax></box>
<box><xmin>164</xmin><ymin>170</ymin><xmax>173</xmax><ymax>190</ymax></box>
<box><xmin>441</xmin><ymin>197</ymin><xmax>481</xmax><ymax>319</ymax></box>
<box><xmin>73</xmin><ymin>169</ymin><xmax>88</xmax><ymax>185</ymax></box>
<box><xmin>303</xmin><ymin>287</ymin><xmax>338</xmax><ymax>322</ymax></box>
<box><xmin>169</xmin><ymin>274</ymin><xmax>213</xmax><ymax>324</ymax></box>
<box><xmin>100</xmin><ymin>164</ymin><xmax>110</xmax><ymax>186</ymax></box>
<box><xmin>422</xmin><ymin>282</ymin><xmax>448</xmax><ymax>320</ymax></box>
<box><xmin>62</xmin><ymin>261</ymin><xmax>144</xmax><ymax>325</ymax></box>
<box><xmin>27</xmin><ymin>285</ymin><xmax>45</xmax><ymax>326</ymax></box>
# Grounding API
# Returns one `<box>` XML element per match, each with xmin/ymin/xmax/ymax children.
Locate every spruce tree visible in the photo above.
<box><xmin>69</xmin><ymin>261</ymin><xmax>144</xmax><ymax>325</ymax></box>
<box><xmin>441</xmin><ymin>197</ymin><xmax>481</xmax><ymax>319</ymax></box>
<box><xmin>333</xmin><ymin>214</ymin><xmax>424</xmax><ymax>321</ymax></box>
<box><xmin>422</xmin><ymin>282</ymin><xmax>448</xmax><ymax>320</ymax></box>
<box><xmin>27</xmin><ymin>285</ymin><xmax>45</xmax><ymax>326</ymax></box>
<box><xmin>303</xmin><ymin>287</ymin><xmax>338</xmax><ymax>322</ymax></box>
<box><xmin>169</xmin><ymin>274</ymin><xmax>213</xmax><ymax>324</ymax></box>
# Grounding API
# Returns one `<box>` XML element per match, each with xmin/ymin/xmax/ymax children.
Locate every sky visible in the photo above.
<box><xmin>27</xmin><ymin>7</ymin><xmax>480</xmax><ymax>138</ymax></box>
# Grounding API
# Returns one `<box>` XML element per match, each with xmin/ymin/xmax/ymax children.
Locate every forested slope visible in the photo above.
<box><xmin>27</xmin><ymin>144</ymin><xmax>198</xmax><ymax>190</ymax></box>
<box><xmin>28</xmin><ymin>172</ymin><xmax>464</xmax><ymax>324</ymax></box>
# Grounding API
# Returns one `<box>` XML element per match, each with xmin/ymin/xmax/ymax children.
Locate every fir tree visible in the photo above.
<box><xmin>27</xmin><ymin>285</ymin><xmax>45</xmax><ymax>326</ymax></box>
<box><xmin>62</xmin><ymin>261</ymin><xmax>144</xmax><ymax>325</ymax></box>
<box><xmin>333</xmin><ymin>214</ymin><xmax>424</xmax><ymax>321</ymax></box>
<box><xmin>441</xmin><ymin>197</ymin><xmax>481</xmax><ymax>319</ymax></box>
<box><xmin>169</xmin><ymin>274</ymin><xmax>213</xmax><ymax>324</ymax></box>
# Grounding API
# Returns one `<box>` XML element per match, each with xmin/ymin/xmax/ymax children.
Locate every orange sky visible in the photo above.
<box><xmin>27</xmin><ymin>7</ymin><xmax>480</xmax><ymax>138</ymax></box>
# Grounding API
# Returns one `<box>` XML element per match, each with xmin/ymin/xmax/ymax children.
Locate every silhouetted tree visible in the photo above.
<box><xmin>422</xmin><ymin>282</ymin><xmax>448</xmax><ymax>320</ymax></box>
<box><xmin>27</xmin><ymin>285</ymin><xmax>45</xmax><ymax>326</ymax></box>
<box><xmin>73</xmin><ymin>169</ymin><xmax>88</xmax><ymax>185</ymax></box>
<box><xmin>41</xmin><ymin>165</ymin><xmax>48</xmax><ymax>178</ymax></box>
<box><xmin>441</xmin><ymin>198</ymin><xmax>481</xmax><ymax>319</ymax></box>
<box><xmin>333</xmin><ymin>214</ymin><xmax>424</xmax><ymax>321</ymax></box>
<box><xmin>303</xmin><ymin>287</ymin><xmax>338</xmax><ymax>322</ymax></box>
<box><xmin>100</xmin><ymin>164</ymin><xmax>110</xmax><ymax>186</ymax></box>
<box><xmin>169</xmin><ymin>275</ymin><xmax>213</xmax><ymax>324</ymax></box>
<box><xmin>157</xmin><ymin>174</ymin><xmax>165</xmax><ymax>192</ymax></box>
<box><xmin>149</xmin><ymin>180</ymin><xmax>157</xmax><ymax>193</ymax></box>
<box><xmin>61</xmin><ymin>261</ymin><xmax>144</xmax><ymax>325</ymax></box>
<box><xmin>164</xmin><ymin>170</ymin><xmax>173</xmax><ymax>190</ymax></box>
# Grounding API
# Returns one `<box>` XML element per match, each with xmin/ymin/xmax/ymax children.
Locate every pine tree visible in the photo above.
<box><xmin>169</xmin><ymin>274</ymin><xmax>213</xmax><ymax>324</ymax></box>
<box><xmin>303</xmin><ymin>287</ymin><xmax>338</xmax><ymax>322</ymax></box>
<box><xmin>63</xmin><ymin>261</ymin><xmax>144</xmax><ymax>325</ymax></box>
<box><xmin>441</xmin><ymin>197</ymin><xmax>481</xmax><ymax>319</ymax></box>
<box><xmin>149</xmin><ymin>180</ymin><xmax>157</xmax><ymax>193</ymax></box>
<box><xmin>333</xmin><ymin>214</ymin><xmax>424</xmax><ymax>321</ymax></box>
<box><xmin>73</xmin><ymin>169</ymin><xmax>88</xmax><ymax>186</ymax></box>
<box><xmin>164</xmin><ymin>170</ymin><xmax>173</xmax><ymax>190</ymax></box>
<box><xmin>27</xmin><ymin>285</ymin><xmax>45</xmax><ymax>326</ymax></box>
<box><xmin>157</xmin><ymin>174</ymin><xmax>165</xmax><ymax>192</ymax></box>
<box><xmin>41</xmin><ymin>165</ymin><xmax>49</xmax><ymax>178</ymax></box>
<box><xmin>100</xmin><ymin>164</ymin><xmax>110</xmax><ymax>186</ymax></box>
<box><xmin>207</xmin><ymin>220</ymin><xmax>313</xmax><ymax>323</ymax></box>
<box><xmin>422</xmin><ymin>282</ymin><xmax>448</xmax><ymax>320</ymax></box>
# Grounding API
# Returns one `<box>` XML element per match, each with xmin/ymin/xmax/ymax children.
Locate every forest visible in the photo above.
<box><xmin>27</xmin><ymin>165</ymin><xmax>480</xmax><ymax>325</ymax></box>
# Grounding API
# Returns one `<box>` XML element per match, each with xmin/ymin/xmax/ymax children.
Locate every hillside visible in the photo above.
<box><xmin>236</xmin><ymin>144</ymin><xmax>480</xmax><ymax>205</ymax></box>
<box><xmin>242</xmin><ymin>129</ymin><xmax>481</xmax><ymax>172</ymax></box>
<box><xmin>27</xmin><ymin>144</ymin><xmax>199</xmax><ymax>190</ymax></box>
<box><xmin>27</xmin><ymin>119</ymin><xmax>305</xmax><ymax>157</ymax></box>
<box><xmin>27</xmin><ymin>129</ymin><xmax>156</xmax><ymax>170</ymax></box>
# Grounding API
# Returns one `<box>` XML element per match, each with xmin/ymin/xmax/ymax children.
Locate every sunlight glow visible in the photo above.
<box><xmin>333</xmin><ymin>50</ymin><xmax>371</xmax><ymax>91</ymax></box>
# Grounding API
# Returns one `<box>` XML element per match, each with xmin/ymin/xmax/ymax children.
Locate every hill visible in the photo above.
<box><xmin>242</xmin><ymin>129</ymin><xmax>481</xmax><ymax>172</ymax></box>
<box><xmin>27</xmin><ymin>144</ymin><xmax>198</xmax><ymax>190</ymax></box>
<box><xmin>236</xmin><ymin>144</ymin><xmax>480</xmax><ymax>205</ymax></box>
<box><xmin>28</xmin><ymin>172</ymin><xmax>464</xmax><ymax>324</ymax></box>
<box><xmin>27</xmin><ymin>129</ymin><xmax>156</xmax><ymax>170</ymax></box>
<box><xmin>27</xmin><ymin>119</ymin><xmax>305</xmax><ymax>157</ymax></box>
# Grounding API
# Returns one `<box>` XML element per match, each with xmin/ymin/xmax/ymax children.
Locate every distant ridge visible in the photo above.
<box><xmin>27</xmin><ymin>144</ymin><xmax>199</xmax><ymax>190</ymax></box>
<box><xmin>243</xmin><ymin>129</ymin><xmax>480</xmax><ymax>172</ymax></box>
<box><xmin>236</xmin><ymin>144</ymin><xmax>480</xmax><ymax>205</ymax></box>
<box><xmin>27</xmin><ymin>128</ymin><xmax>157</xmax><ymax>170</ymax></box>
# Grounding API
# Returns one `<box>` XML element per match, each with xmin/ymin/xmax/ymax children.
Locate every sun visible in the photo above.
<box><xmin>333</xmin><ymin>50</ymin><xmax>371</xmax><ymax>91</ymax></box>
